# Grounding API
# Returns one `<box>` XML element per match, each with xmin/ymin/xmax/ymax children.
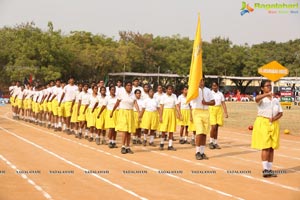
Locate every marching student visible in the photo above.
<box><xmin>115</xmin><ymin>79</ymin><xmax>124</xmax><ymax>96</ymax></box>
<box><xmin>59</xmin><ymin>77</ymin><xmax>78</xmax><ymax>134</ymax></box>
<box><xmin>141</xmin><ymin>83</ymin><xmax>150</xmax><ymax>100</ymax></box>
<box><xmin>111</xmin><ymin>81</ymin><xmax>140</xmax><ymax>154</ymax></box>
<box><xmin>45</xmin><ymin>80</ymin><xmax>55</xmax><ymax>129</ymax></box>
<box><xmin>24</xmin><ymin>84</ymin><xmax>34</xmax><ymax>122</ymax></box>
<box><xmin>154</xmin><ymin>85</ymin><xmax>165</xmax><ymax>138</ymax></box>
<box><xmin>140</xmin><ymin>88</ymin><xmax>159</xmax><ymax>146</ymax></box>
<box><xmin>132</xmin><ymin>78</ymin><xmax>143</xmax><ymax>94</ymax></box>
<box><xmin>191</xmin><ymin>77</ymin><xmax>215</xmax><ymax>160</ymax></box>
<box><xmin>96</xmin><ymin>86</ymin><xmax>107</xmax><ymax>145</ymax></box>
<box><xmin>16</xmin><ymin>85</ymin><xmax>26</xmax><ymax>120</ymax></box>
<box><xmin>32</xmin><ymin>85</ymin><xmax>40</xmax><ymax>124</ymax></box>
<box><xmin>177</xmin><ymin>86</ymin><xmax>190</xmax><ymax>144</ymax></box>
<box><xmin>12</xmin><ymin>81</ymin><xmax>21</xmax><ymax>119</ymax></box>
<box><xmin>86</xmin><ymin>85</ymin><xmax>99</xmax><ymax>142</ymax></box>
<box><xmin>49</xmin><ymin>79</ymin><xmax>62</xmax><ymax>131</ymax></box>
<box><xmin>77</xmin><ymin>83</ymin><xmax>90</xmax><ymax>139</ymax></box>
<box><xmin>71</xmin><ymin>83</ymin><xmax>83</xmax><ymax>137</ymax></box>
<box><xmin>105</xmin><ymin>86</ymin><xmax>119</xmax><ymax>148</ymax></box>
<box><xmin>251</xmin><ymin>80</ymin><xmax>283</xmax><ymax>178</ymax></box>
<box><xmin>132</xmin><ymin>89</ymin><xmax>144</xmax><ymax>145</ymax></box>
<box><xmin>9</xmin><ymin>81</ymin><xmax>16</xmax><ymax>113</ymax></box>
<box><xmin>159</xmin><ymin>85</ymin><xmax>181</xmax><ymax>151</ymax></box>
<box><xmin>209</xmin><ymin>82</ymin><xmax>228</xmax><ymax>149</ymax></box>
<box><xmin>57</xmin><ymin>81</ymin><xmax>66</xmax><ymax>131</ymax></box>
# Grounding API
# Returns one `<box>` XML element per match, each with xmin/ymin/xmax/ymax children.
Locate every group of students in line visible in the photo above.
<box><xmin>9</xmin><ymin>77</ymin><xmax>283</xmax><ymax>177</ymax></box>
<box><xmin>9</xmin><ymin>77</ymin><xmax>228</xmax><ymax>159</ymax></box>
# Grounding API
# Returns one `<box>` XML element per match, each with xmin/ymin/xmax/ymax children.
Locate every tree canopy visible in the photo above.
<box><xmin>0</xmin><ymin>22</ymin><xmax>299</xmax><ymax>89</ymax></box>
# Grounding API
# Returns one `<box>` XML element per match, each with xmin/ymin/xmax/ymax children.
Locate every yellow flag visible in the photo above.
<box><xmin>186</xmin><ymin>14</ymin><xmax>202</xmax><ymax>103</ymax></box>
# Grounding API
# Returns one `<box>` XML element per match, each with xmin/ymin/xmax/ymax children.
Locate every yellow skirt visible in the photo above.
<box><xmin>47</xmin><ymin>101</ymin><xmax>52</xmax><ymax>113</ymax></box>
<box><xmin>42</xmin><ymin>101</ymin><xmax>48</xmax><ymax>112</ymax></box>
<box><xmin>26</xmin><ymin>99</ymin><xmax>32</xmax><ymax>110</ymax></box>
<box><xmin>159</xmin><ymin>108</ymin><xmax>176</xmax><ymax>133</ymax></box>
<box><xmin>105</xmin><ymin>110</ymin><xmax>118</xmax><ymax>129</ymax></box>
<box><xmin>188</xmin><ymin>120</ymin><xmax>196</xmax><ymax>132</ymax></box>
<box><xmin>10</xmin><ymin>96</ymin><xmax>14</xmax><ymax>106</ymax></box>
<box><xmin>64</xmin><ymin>101</ymin><xmax>73</xmax><ymax>117</ymax></box>
<box><xmin>87</xmin><ymin>108</ymin><xmax>97</xmax><ymax>128</ymax></box>
<box><xmin>251</xmin><ymin>117</ymin><xmax>280</xmax><ymax>150</ymax></box>
<box><xmin>57</xmin><ymin>102</ymin><xmax>65</xmax><ymax>117</ymax></box>
<box><xmin>141</xmin><ymin>111</ymin><xmax>158</xmax><ymax>131</ymax></box>
<box><xmin>34</xmin><ymin>102</ymin><xmax>40</xmax><ymax>114</ymax></box>
<box><xmin>52</xmin><ymin>100</ymin><xmax>59</xmax><ymax>116</ymax></box>
<box><xmin>134</xmin><ymin>111</ymin><xmax>141</xmax><ymax>129</ymax></box>
<box><xmin>96</xmin><ymin>108</ymin><xmax>107</xmax><ymax>130</ymax></box>
<box><xmin>70</xmin><ymin>103</ymin><xmax>79</xmax><ymax>123</ymax></box>
<box><xmin>116</xmin><ymin>109</ymin><xmax>135</xmax><ymax>133</ymax></box>
<box><xmin>177</xmin><ymin>109</ymin><xmax>190</xmax><ymax>126</ymax></box>
<box><xmin>209</xmin><ymin>105</ymin><xmax>223</xmax><ymax>126</ymax></box>
<box><xmin>192</xmin><ymin>109</ymin><xmax>210</xmax><ymax>135</ymax></box>
<box><xmin>78</xmin><ymin>105</ymin><xmax>88</xmax><ymax>122</ymax></box>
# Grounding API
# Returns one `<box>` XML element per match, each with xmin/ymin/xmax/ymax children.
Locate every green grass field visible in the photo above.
<box><xmin>224</xmin><ymin>102</ymin><xmax>300</xmax><ymax>135</ymax></box>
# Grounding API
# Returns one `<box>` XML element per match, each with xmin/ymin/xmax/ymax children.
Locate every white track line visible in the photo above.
<box><xmin>0</xmin><ymin>154</ymin><xmax>53</xmax><ymax>200</ymax></box>
<box><xmin>149</xmin><ymin>150</ymin><xmax>300</xmax><ymax>192</ymax></box>
<box><xmin>0</xmin><ymin>120</ymin><xmax>244</xmax><ymax>200</ymax></box>
<box><xmin>0</xmin><ymin>127</ymin><xmax>147</xmax><ymax>200</ymax></box>
<box><xmin>3</xmin><ymin>114</ymin><xmax>300</xmax><ymax>192</ymax></box>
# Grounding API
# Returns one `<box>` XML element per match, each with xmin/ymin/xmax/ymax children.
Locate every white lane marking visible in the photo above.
<box><xmin>0</xmin><ymin>154</ymin><xmax>53</xmax><ymax>200</ymax></box>
<box><xmin>149</xmin><ymin>150</ymin><xmax>300</xmax><ymax>192</ymax></box>
<box><xmin>3</xmin><ymin>114</ymin><xmax>300</xmax><ymax>193</ymax></box>
<box><xmin>0</xmin><ymin>127</ymin><xmax>147</xmax><ymax>200</ymax></box>
<box><xmin>0</xmin><ymin>121</ymin><xmax>244</xmax><ymax>200</ymax></box>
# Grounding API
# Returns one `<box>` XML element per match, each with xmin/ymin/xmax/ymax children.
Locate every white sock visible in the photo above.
<box><xmin>58</xmin><ymin>122</ymin><xmax>62</xmax><ymax>127</ymax></box>
<box><xmin>79</xmin><ymin>128</ymin><xmax>82</xmax><ymax>133</ymax></box>
<box><xmin>213</xmin><ymin>139</ymin><xmax>218</xmax><ymax>145</ymax></box>
<box><xmin>210</xmin><ymin>138</ymin><xmax>214</xmax><ymax>143</ymax></box>
<box><xmin>267</xmin><ymin>162</ymin><xmax>273</xmax><ymax>170</ymax></box>
<box><xmin>109</xmin><ymin>140</ymin><xmax>112</xmax><ymax>143</ymax></box>
<box><xmin>192</xmin><ymin>134</ymin><xmax>195</xmax><ymax>140</ymax></box>
<box><xmin>168</xmin><ymin>139</ymin><xmax>172</xmax><ymax>147</ymax></box>
<box><xmin>200</xmin><ymin>146</ymin><xmax>205</xmax><ymax>154</ymax></box>
<box><xmin>144</xmin><ymin>134</ymin><xmax>147</xmax><ymax>140</ymax></box>
<box><xmin>112</xmin><ymin>140</ymin><xmax>116</xmax><ymax>144</ymax></box>
<box><xmin>196</xmin><ymin>146</ymin><xmax>200</xmax><ymax>153</ymax></box>
<box><xmin>160</xmin><ymin>137</ymin><xmax>164</xmax><ymax>144</ymax></box>
<box><xmin>184</xmin><ymin>136</ymin><xmax>187</xmax><ymax>141</ymax></box>
<box><xmin>96</xmin><ymin>135</ymin><xmax>100</xmax><ymax>138</ymax></box>
<box><xmin>262</xmin><ymin>161</ymin><xmax>268</xmax><ymax>170</ymax></box>
<box><xmin>90</xmin><ymin>133</ymin><xmax>93</xmax><ymax>137</ymax></box>
<box><xmin>150</xmin><ymin>135</ymin><xmax>154</xmax><ymax>143</ymax></box>
<box><xmin>63</xmin><ymin>124</ymin><xmax>66</xmax><ymax>130</ymax></box>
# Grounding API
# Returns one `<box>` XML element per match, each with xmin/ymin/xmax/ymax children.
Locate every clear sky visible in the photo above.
<box><xmin>0</xmin><ymin>0</ymin><xmax>299</xmax><ymax>45</ymax></box>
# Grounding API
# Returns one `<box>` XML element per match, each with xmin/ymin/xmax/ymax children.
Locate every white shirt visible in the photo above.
<box><xmin>63</xmin><ymin>84</ymin><xmax>78</xmax><ymax>102</ymax></box>
<box><xmin>118</xmin><ymin>90</ymin><xmax>136</xmax><ymax>110</ymax></box>
<box><xmin>141</xmin><ymin>92</ymin><xmax>149</xmax><ymax>100</ymax></box>
<box><xmin>56</xmin><ymin>87</ymin><xmax>64</xmax><ymax>102</ymax></box>
<box><xmin>106</xmin><ymin>95</ymin><xmax>118</xmax><ymax>110</ymax></box>
<box><xmin>190</xmin><ymin>87</ymin><xmax>214</xmax><ymax>110</ymax></box>
<box><xmin>143</xmin><ymin>98</ymin><xmax>159</xmax><ymax>112</ymax></box>
<box><xmin>17</xmin><ymin>90</ymin><xmax>25</xmax><ymax>99</ymax></box>
<box><xmin>78</xmin><ymin>91</ymin><xmax>90</xmax><ymax>105</ymax></box>
<box><xmin>160</xmin><ymin>94</ymin><xmax>177</xmax><ymax>109</ymax></box>
<box><xmin>52</xmin><ymin>86</ymin><xmax>61</xmax><ymax>100</ymax></box>
<box><xmin>88</xmin><ymin>88</ymin><xmax>93</xmax><ymax>95</ymax></box>
<box><xmin>88</xmin><ymin>95</ymin><xmax>99</xmax><ymax>109</ymax></box>
<box><xmin>211</xmin><ymin>90</ymin><xmax>225</xmax><ymax>106</ymax></box>
<box><xmin>134</xmin><ymin>98</ymin><xmax>144</xmax><ymax>112</ymax></box>
<box><xmin>33</xmin><ymin>91</ymin><xmax>39</xmax><ymax>102</ymax></box>
<box><xmin>74</xmin><ymin>91</ymin><xmax>81</xmax><ymax>103</ymax></box>
<box><xmin>97</xmin><ymin>95</ymin><xmax>107</xmax><ymax>108</ymax></box>
<box><xmin>37</xmin><ymin>91</ymin><xmax>44</xmax><ymax>103</ymax></box>
<box><xmin>177</xmin><ymin>94</ymin><xmax>190</xmax><ymax>110</ymax></box>
<box><xmin>12</xmin><ymin>86</ymin><xmax>21</xmax><ymax>97</ymax></box>
<box><xmin>154</xmin><ymin>92</ymin><xmax>165</xmax><ymax>103</ymax></box>
<box><xmin>257</xmin><ymin>97</ymin><xmax>283</xmax><ymax>118</ymax></box>
<box><xmin>24</xmin><ymin>89</ymin><xmax>33</xmax><ymax>99</ymax></box>
<box><xmin>9</xmin><ymin>86</ymin><xmax>15</xmax><ymax>96</ymax></box>
<box><xmin>116</xmin><ymin>86</ymin><xmax>124</xmax><ymax>96</ymax></box>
